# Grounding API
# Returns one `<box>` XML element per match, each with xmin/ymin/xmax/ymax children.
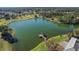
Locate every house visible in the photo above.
<box><xmin>62</xmin><ymin>36</ymin><xmax>79</xmax><ymax>51</ymax></box>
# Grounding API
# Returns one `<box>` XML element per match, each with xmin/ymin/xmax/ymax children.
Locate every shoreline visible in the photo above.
<box><xmin>32</xmin><ymin>33</ymin><xmax>69</xmax><ymax>51</ymax></box>
<box><xmin>0</xmin><ymin>14</ymin><xmax>36</xmax><ymax>26</ymax></box>
<box><xmin>0</xmin><ymin>14</ymin><xmax>79</xmax><ymax>51</ymax></box>
<box><xmin>0</xmin><ymin>14</ymin><xmax>36</xmax><ymax>51</ymax></box>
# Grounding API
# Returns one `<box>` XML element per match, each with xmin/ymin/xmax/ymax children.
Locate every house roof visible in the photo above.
<box><xmin>64</xmin><ymin>37</ymin><xmax>77</xmax><ymax>50</ymax></box>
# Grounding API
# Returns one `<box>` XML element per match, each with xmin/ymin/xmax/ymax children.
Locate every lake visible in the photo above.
<box><xmin>9</xmin><ymin>18</ymin><xmax>73</xmax><ymax>51</ymax></box>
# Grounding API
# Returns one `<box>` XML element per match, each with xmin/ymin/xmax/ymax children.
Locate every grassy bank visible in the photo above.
<box><xmin>32</xmin><ymin>34</ymin><xmax>69</xmax><ymax>51</ymax></box>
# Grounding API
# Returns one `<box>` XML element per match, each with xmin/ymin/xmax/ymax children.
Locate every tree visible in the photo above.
<box><xmin>1</xmin><ymin>26</ymin><xmax>18</xmax><ymax>44</ymax></box>
<box><xmin>4</xmin><ymin>14</ymin><xmax>11</xmax><ymax>20</ymax></box>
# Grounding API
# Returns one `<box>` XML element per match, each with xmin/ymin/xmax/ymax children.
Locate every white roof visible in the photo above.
<box><xmin>64</xmin><ymin>37</ymin><xmax>77</xmax><ymax>50</ymax></box>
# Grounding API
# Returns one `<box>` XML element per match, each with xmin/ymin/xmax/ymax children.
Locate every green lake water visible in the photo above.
<box><xmin>9</xmin><ymin>18</ymin><xmax>73</xmax><ymax>51</ymax></box>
